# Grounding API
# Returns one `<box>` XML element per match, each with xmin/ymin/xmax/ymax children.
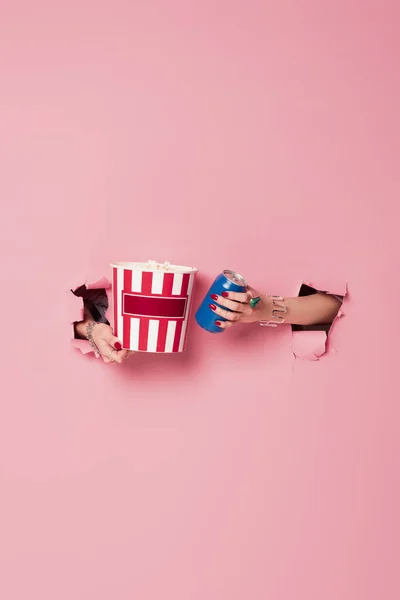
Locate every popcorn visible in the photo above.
<box><xmin>145</xmin><ymin>260</ymin><xmax>172</xmax><ymax>271</ymax></box>
<box><xmin>146</xmin><ymin>260</ymin><xmax>158</xmax><ymax>269</ymax></box>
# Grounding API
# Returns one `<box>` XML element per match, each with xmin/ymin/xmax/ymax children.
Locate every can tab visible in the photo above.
<box><xmin>223</xmin><ymin>270</ymin><xmax>247</xmax><ymax>286</ymax></box>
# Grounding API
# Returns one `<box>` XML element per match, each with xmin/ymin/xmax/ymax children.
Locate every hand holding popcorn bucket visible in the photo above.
<box><xmin>111</xmin><ymin>261</ymin><xmax>198</xmax><ymax>353</ymax></box>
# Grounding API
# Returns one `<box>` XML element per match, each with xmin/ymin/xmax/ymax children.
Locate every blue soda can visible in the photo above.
<box><xmin>195</xmin><ymin>270</ymin><xmax>248</xmax><ymax>333</ymax></box>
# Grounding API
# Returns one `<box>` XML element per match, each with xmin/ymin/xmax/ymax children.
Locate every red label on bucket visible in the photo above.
<box><xmin>122</xmin><ymin>293</ymin><xmax>187</xmax><ymax>319</ymax></box>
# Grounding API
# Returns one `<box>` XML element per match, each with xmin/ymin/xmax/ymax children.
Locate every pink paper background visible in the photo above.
<box><xmin>1</xmin><ymin>1</ymin><xmax>399</xmax><ymax>599</ymax></box>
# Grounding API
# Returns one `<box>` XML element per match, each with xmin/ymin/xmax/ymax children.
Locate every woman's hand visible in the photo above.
<box><xmin>209</xmin><ymin>288</ymin><xmax>273</xmax><ymax>330</ymax></box>
<box><xmin>73</xmin><ymin>289</ymin><xmax>135</xmax><ymax>363</ymax></box>
<box><xmin>75</xmin><ymin>320</ymin><xmax>135</xmax><ymax>364</ymax></box>
<box><xmin>91</xmin><ymin>323</ymin><xmax>135</xmax><ymax>363</ymax></box>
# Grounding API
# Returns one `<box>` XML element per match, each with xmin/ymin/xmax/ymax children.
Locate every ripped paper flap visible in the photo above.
<box><xmin>302</xmin><ymin>280</ymin><xmax>347</xmax><ymax>297</ymax></box>
<box><xmin>292</xmin><ymin>330</ymin><xmax>327</xmax><ymax>361</ymax></box>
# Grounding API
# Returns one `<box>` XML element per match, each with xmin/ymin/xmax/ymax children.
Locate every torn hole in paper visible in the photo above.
<box><xmin>68</xmin><ymin>275</ymin><xmax>112</xmax><ymax>356</ymax></box>
<box><xmin>291</xmin><ymin>281</ymin><xmax>347</xmax><ymax>361</ymax></box>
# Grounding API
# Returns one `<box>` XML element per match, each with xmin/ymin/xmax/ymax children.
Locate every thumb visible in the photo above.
<box><xmin>107</xmin><ymin>332</ymin><xmax>123</xmax><ymax>351</ymax></box>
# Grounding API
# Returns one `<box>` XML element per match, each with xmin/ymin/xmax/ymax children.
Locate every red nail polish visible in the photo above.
<box><xmin>114</xmin><ymin>342</ymin><xmax>122</xmax><ymax>350</ymax></box>
<box><xmin>209</xmin><ymin>304</ymin><xmax>217</xmax><ymax>311</ymax></box>
<box><xmin>215</xmin><ymin>321</ymin><xmax>222</xmax><ymax>326</ymax></box>
<box><xmin>222</xmin><ymin>292</ymin><xmax>229</xmax><ymax>298</ymax></box>
<box><xmin>210</xmin><ymin>294</ymin><xmax>218</xmax><ymax>301</ymax></box>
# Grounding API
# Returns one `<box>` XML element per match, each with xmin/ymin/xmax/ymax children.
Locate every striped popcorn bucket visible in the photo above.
<box><xmin>111</xmin><ymin>262</ymin><xmax>198</xmax><ymax>353</ymax></box>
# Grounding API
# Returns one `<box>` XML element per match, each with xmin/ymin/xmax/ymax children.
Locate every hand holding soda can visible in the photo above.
<box><xmin>195</xmin><ymin>270</ymin><xmax>261</xmax><ymax>333</ymax></box>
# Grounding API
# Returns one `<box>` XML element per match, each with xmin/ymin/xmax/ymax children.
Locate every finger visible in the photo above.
<box><xmin>109</xmin><ymin>335</ymin><xmax>123</xmax><ymax>351</ymax></box>
<box><xmin>210</xmin><ymin>304</ymin><xmax>241</xmax><ymax>322</ymax></box>
<box><xmin>215</xmin><ymin>320</ymin><xmax>233</xmax><ymax>330</ymax></box>
<box><xmin>210</xmin><ymin>295</ymin><xmax>250</xmax><ymax>313</ymax></box>
<box><xmin>110</xmin><ymin>348</ymin><xmax>124</xmax><ymax>364</ymax></box>
<box><xmin>101</xmin><ymin>329</ymin><xmax>123</xmax><ymax>351</ymax></box>
<box><xmin>110</xmin><ymin>349</ymin><xmax>136</xmax><ymax>363</ymax></box>
<box><xmin>218</xmin><ymin>291</ymin><xmax>249</xmax><ymax>303</ymax></box>
<box><xmin>105</xmin><ymin>333</ymin><xmax>135</xmax><ymax>359</ymax></box>
<box><xmin>100</xmin><ymin>348</ymin><xmax>115</xmax><ymax>364</ymax></box>
<box><xmin>116</xmin><ymin>349</ymin><xmax>134</xmax><ymax>361</ymax></box>
<box><xmin>97</xmin><ymin>338</ymin><xmax>124</xmax><ymax>364</ymax></box>
<box><xmin>210</xmin><ymin>302</ymin><xmax>252</xmax><ymax>320</ymax></box>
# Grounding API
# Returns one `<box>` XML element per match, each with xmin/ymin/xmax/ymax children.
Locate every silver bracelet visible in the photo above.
<box><xmin>260</xmin><ymin>296</ymin><xmax>287</xmax><ymax>327</ymax></box>
<box><xmin>85</xmin><ymin>321</ymin><xmax>101</xmax><ymax>354</ymax></box>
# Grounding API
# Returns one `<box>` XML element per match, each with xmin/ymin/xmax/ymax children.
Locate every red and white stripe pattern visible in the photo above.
<box><xmin>113</xmin><ymin>267</ymin><xmax>196</xmax><ymax>353</ymax></box>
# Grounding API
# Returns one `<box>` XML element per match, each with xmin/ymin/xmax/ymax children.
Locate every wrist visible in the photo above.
<box><xmin>259</xmin><ymin>295</ymin><xmax>288</xmax><ymax>327</ymax></box>
<box><xmin>258</xmin><ymin>296</ymin><xmax>274</xmax><ymax>322</ymax></box>
<box><xmin>85</xmin><ymin>321</ymin><xmax>102</xmax><ymax>355</ymax></box>
<box><xmin>74</xmin><ymin>319</ymin><xmax>95</xmax><ymax>339</ymax></box>
<box><xmin>74</xmin><ymin>301</ymin><xmax>96</xmax><ymax>339</ymax></box>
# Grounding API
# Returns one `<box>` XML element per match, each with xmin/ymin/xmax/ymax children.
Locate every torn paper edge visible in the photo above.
<box><xmin>68</xmin><ymin>274</ymin><xmax>112</xmax><ymax>357</ymax></box>
<box><xmin>292</xmin><ymin>280</ymin><xmax>348</xmax><ymax>361</ymax></box>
